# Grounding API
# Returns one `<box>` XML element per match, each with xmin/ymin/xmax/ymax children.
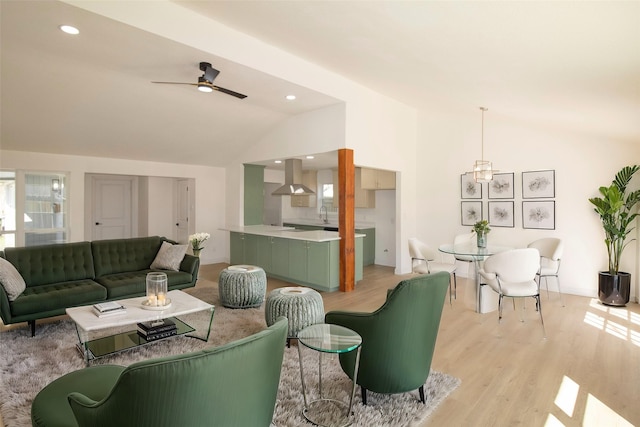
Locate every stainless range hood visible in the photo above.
<box><xmin>271</xmin><ymin>158</ymin><xmax>315</xmax><ymax>196</ymax></box>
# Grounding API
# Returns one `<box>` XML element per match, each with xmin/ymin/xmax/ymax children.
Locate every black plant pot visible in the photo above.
<box><xmin>598</xmin><ymin>271</ymin><xmax>631</xmax><ymax>306</ymax></box>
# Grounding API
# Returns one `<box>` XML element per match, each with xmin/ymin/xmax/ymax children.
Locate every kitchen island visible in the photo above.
<box><xmin>223</xmin><ymin>225</ymin><xmax>364</xmax><ymax>292</ymax></box>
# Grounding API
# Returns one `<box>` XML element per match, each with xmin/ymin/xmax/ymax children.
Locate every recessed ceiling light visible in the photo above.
<box><xmin>59</xmin><ymin>25</ymin><xmax>79</xmax><ymax>35</ymax></box>
<box><xmin>285</xmin><ymin>95</ymin><xmax>296</xmax><ymax>101</ymax></box>
<box><xmin>306</xmin><ymin>155</ymin><xmax>314</xmax><ymax>159</ymax></box>
<box><xmin>274</xmin><ymin>160</ymin><xmax>282</xmax><ymax>164</ymax></box>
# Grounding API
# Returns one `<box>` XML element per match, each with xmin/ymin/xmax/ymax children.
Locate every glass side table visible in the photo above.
<box><xmin>297</xmin><ymin>323</ymin><xmax>362</xmax><ymax>427</ymax></box>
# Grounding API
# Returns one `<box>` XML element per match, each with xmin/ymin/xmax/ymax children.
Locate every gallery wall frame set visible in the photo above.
<box><xmin>488</xmin><ymin>173</ymin><xmax>514</xmax><ymax>199</ymax></box>
<box><xmin>460</xmin><ymin>173</ymin><xmax>482</xmax><ymax>199</ymax></box>
<box><xmin>488</xmin><ymin>201</ymin><xmax>514</xmax><ymax>228</ymax></box>
<box><xmin>522</xmin><ymin>169</ymin><xmax>555</xmax><ymax>199</ymax></box>
<box><xmin>461</xmin><ymin>201</ymin><xmax>482</xmax><ymax>226</ymax></box>
<box><xmin>522</xmin><ymin>200</ymin><xmax>555</xmax><ymax>230</ymax></box>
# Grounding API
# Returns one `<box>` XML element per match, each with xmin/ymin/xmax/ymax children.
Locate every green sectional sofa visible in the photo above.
<box><xmin>0</xmin><ymin>236</ymin><xmax>199</xmax><ymax>336</ymax></box>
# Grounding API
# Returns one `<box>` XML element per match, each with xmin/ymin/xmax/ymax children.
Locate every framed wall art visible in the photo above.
<box><xmin>522</xmin><ymin>170</ymin><xmax>555</xmax><ymax>199</ymax></box>
<box><xmin>488</xmin><ymin>201</ymin><xmax>514</xmax><ymax>228</ymax></box>
<box><xmin>461</xmin><ymin>173</ymin><xmax>482</xmax><ymax>199</ymax></box>
<box><xmin>522</xmin><ymin>200</ymin><xmax>555</xmax><ymax>230</ymax></box>
<box><xmin>488</xmin><ymin>173</ymin><xmax>514</xmax><ymax>199</ymax></box>
<box><xmin>461</xmin><ymin>201</ymin><xmax>482</xmax><ymax>226</ymax></box>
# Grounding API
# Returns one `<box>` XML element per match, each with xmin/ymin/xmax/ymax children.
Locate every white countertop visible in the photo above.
<box><xmin>222</xmin><ymin>225</ymin><xmax>364</xmax><ymax>242</ymax></box>
<box><xmin>282</xmin><ymin>218</ymin><xmax>375</xmax><ymax>229</ymax></box>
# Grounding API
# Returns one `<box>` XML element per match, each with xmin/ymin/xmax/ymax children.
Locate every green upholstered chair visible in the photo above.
<box><xmin>31</xmin><ymin>318</ymin><xmax>288</xmax><ymax>427</ymax></box>
<box><xmin>324</xmin><ymin>272</ymin><xmax>449</xmax><ymax>405</ymax></box>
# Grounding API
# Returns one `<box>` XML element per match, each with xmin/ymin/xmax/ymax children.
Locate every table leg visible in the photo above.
<box><xmin>318</xmin><ymin>351</ymin><xmax>323</xmax><ymax>398</ymax></box>
<box><xmin>73</xmin><ymin>323</ymin><xmax>90</xmax><ymax>367</ymax></box>
<box><xmin>297</xmin><ymin>342</ymin><xmax>309</xmax><ymax>408</ymax></box>
<box><xmin>474</xmin><ymin>258</ymin><xmax>482</xmax><ymax>313</ymax></box>
<box><xmin>348</xmin><ymin>347</ymin><xmax>361</xmax><ymax>416</ymax></box>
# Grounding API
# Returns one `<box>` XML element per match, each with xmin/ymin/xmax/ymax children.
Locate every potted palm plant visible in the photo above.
<box><xmin>588</xmin><ymin>165</ymin><xmax>640</xmax><ymax>306</ymax></box>
<box><xmin>472</xmin><ymin>220</ymin><xmax>491</xmax><ymax>248</ymax></box>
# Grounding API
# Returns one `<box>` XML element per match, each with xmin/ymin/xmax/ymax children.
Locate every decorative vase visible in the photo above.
<box><xmin>193</xmin><ymin>248</ymin><xmax>201</xmax><ymax>257</ymax></box>
<box><xmin>476</xmin><ymin>233</ymin><xmax>487</xmax><ymax>248</ymax></box>
<box><xmin>598</xmin><ymin>271</ymin><xmax>630</xmax><ymax>306</ymax></box>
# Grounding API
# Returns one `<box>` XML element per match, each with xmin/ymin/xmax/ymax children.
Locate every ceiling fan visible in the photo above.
<box><xmin>152</xmin><ymin>62</ymin><xmax>247</xmax><ymax>99</ymax></box>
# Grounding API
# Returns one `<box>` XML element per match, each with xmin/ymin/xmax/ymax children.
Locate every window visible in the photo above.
<box><xmin>0</xmin><ymin>171</ymin><xmax>16</xmax><ymax>250</ymax></box>
<box><xmin>0</xmin><ymin>170</ymin><xmax>69</xmax><ymax>249</ymax></box>
<box><xmin>321</xmin><ymin>183</ymin><xmax>337</xmax><ymax>212</ymax></box>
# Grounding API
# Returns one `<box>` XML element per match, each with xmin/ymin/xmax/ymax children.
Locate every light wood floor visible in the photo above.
<box><xmin>2</xmin><ymin>263</ymin><xmax>639</xmax><ymax>426</ymax></box>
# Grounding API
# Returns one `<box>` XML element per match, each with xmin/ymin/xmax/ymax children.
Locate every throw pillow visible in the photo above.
<box><xmin>0</xmin><ymin>257</ymin><xmax>27</xmax><ymax>301</ymax></box>
<box><xmin>150</xmin><ymin>241</ymin><xmax>187</xmax><ymax>272</ymax></box>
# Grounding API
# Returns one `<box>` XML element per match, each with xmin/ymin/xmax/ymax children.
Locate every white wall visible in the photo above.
<box><xmin>0</xmin><ymin>150</ymin><xmax>227</xmax><ymax>265</ymax></box>
<box><xmin>416</xmin><ymin>108</ymin><xmax>640</xmax><ymax>299</ymax></box>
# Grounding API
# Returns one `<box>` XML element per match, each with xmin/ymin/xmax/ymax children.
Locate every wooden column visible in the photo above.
<box><xmin>338</xmin><ymin>149</ymin><xmax>355</xmax><ymax>292</ymax></box>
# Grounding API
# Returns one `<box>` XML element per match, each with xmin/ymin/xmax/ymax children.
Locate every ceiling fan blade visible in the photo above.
<box><xmin>212</xmin><ymin>85</ymin><xmax>247</xmax><ymax>99</ymax></box>
<box><xmin>151</xmin><ymin>81</ymin><xmax>197</xmax><ymax>86</ymax></box>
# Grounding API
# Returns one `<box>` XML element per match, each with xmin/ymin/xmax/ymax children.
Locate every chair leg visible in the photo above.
<box><xmin>535</xmin><ymin>295</ymin><xmax>546</xmax><ymax>338</ymax></box>
<box><xmin>361</xmin><ymin>386</ymin><xmax>367</xmax><ymax>405</ymax></box>
<box><xmin>498</xmin><ymin>295</ymin><xmax>504</xmax><ymax>322</ymax></box>
<box><xmin>544</xmin><ymin>276</ymin><xmax>550</xmax><ymax>299</ymax></box>
<box><xmin>453</xmin><ymin>273</ymin><xmax>457</xmax><ymax>300</ymax></box>
<box><xmin>418</xmin><ymin>385</ymin><xmax>426</xmax><ymax>404</ymax></box>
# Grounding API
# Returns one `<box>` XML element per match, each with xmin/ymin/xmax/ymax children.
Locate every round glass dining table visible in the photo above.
<box><xmin>439</xmin><ymin>242</ymin><xmax>512</xmax><ymax>312</ymax></box>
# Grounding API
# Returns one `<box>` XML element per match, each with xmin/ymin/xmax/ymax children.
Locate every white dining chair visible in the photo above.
<box><xmin>527</xmin><ymin>238</ymin><xmax>564</xmax><ymax>306</ymax></box>
<box><xmin>479</xmin><ymin>248</ymin><xmax>545</xmax><ymax>337</ymax></box>
<box><xmin>408</xmin><ymin>237</ymin><xmax>457</xmax><ymax>304</ymax></box>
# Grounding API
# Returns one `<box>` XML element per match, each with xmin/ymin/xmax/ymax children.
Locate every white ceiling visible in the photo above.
<box><xmin>180</xmin><ymin>0</ymin><xmax>640</xmax><ymax>143</ymax></box>
<box><xmin>0</xmin><ymin>1</ymin><xmax>341</xmax><ymax>168</ymax></box>
<box><xmin>2</xmin><ymin>1</ymin><xmax>639</xmax><ymax>171</ymax></box>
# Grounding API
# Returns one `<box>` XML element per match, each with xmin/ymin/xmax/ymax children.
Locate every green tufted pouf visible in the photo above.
<box><xmin>218</xmin><ymin>265</ymin><xmax>267</xmax><ymax>308</ymax></box>
<box><xmin>265</xmin><ymin>287</ymin><xmax>325</xmax><ymax>341</ymax></box>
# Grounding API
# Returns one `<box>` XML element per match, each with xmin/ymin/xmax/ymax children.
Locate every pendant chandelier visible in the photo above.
<box><xmin>472</xmin><ymin>107</ymin><xmax>496</xmax><ymax>183</ymax></box>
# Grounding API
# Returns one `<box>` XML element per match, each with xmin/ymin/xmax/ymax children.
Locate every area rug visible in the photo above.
<box><xmin>0</xmin><ymin>286</ymin><xmax>460</xmax><ymax>427</ymax></box>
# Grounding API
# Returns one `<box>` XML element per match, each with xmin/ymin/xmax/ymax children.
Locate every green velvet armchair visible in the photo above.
<box><xmin>325</xmin><ymin>272</ymin><xmax>448</xmax><ymax>405</ymax></box>
<box><xmin>31</xmin><ymin>318</ymin><xmax>288</xmax><ymax>427</ymax></box>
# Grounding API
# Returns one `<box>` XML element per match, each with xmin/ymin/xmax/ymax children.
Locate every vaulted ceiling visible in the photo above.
<box><xmin>2</xmin><ymin>1</ymin><xmax>638</xmax><ymax>169</ymax></box>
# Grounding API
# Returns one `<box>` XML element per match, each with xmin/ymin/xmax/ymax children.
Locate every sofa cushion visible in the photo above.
<box><xmin>3</xmin><ymin>242</ymin><xmax>95</xmax><ymax>287</ymax></box>
<box><xmin>0</xmin><ymin>257</ymin><xmax>26</xmax><ymax>301</ymax></box>
<box><xmin>150</xmin><ymin>241</ymin><xmax>187</xmax><ymax>272</ymax></box>
<box><xmin>92</xmin><ymin>236</ymin><xmax>163</xmax><ymax>277</ymax></box>
<box><xmin>10</xmin><ymin>279</ymin><xmax>107</xmax><ymax>317</ymax></box>
<box><xmin>96</xmin><ymin>270</ymin><xmax>194</xmax><ymax>299</ymax></box>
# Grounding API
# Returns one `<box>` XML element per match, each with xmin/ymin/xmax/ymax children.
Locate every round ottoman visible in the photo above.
<box><xmin>265</xmin><ymin>287</ymin><xmax>325</xmax><ymax>342</ymax></box>
<box><xmin>218</xmin><ymin>265</ymin><xmax>267</xmax><ymax>309</ymax></box>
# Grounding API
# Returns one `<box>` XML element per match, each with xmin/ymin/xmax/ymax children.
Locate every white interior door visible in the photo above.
<box><xmin>92</xmin><ymin>176</ymin><xmax>134</xmax><ymax>240</ymax></box>
<box><xmin>176</xmin><ymin>179</ymin><xmax>190</xmax><ymax>243</ymax></box>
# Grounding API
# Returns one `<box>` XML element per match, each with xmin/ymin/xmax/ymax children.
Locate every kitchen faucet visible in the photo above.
<box><xmin>320</xmin><ymin>206</ymin><xmax>329</xmax><ymax>224</ymax></box>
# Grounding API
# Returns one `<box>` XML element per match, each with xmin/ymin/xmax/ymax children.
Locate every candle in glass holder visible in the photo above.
<box><xmin>157</xmin><ymin>293</ymin><xmax>166</xmax><ymax>306</ymax></box>
<box><xmin>148</xmin><ymin>294</ymin><xmax>157</xmax><ymax>306</ymax></box>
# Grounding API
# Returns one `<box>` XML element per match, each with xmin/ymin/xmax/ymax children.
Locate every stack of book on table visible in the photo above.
<box><xmin>93</xmin><ymin>301</ymin><xmax>127</xmax><ymax>318</ymax></box>
<box><xmin>137</xmin><ymin>319</ymin><xmax>178</xmax><ymax>341</ymax></box>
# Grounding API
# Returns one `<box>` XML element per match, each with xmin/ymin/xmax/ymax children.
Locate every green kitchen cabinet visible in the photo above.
<box><xmin>256</xmin><ymin>235</ymin><xmax>273</xmax><ymax>272</ymax></box>
<box><xmin>230</xmin><ymin>232</ymin><xmax>244</xmax><ymax>265</ymax></box>
<box><xmin>230</xmin><ymin>232</ymin><xmax>258</xmax><ymax>265</ymax></box>
<box><xmin>271</xmin><ymin>237</ymin><xmax>289</xmax><ymax>277</ymax></box>
<box><xmin>243</xmin><ymin>164</ymin><xmax>265</xmax><ymax>226</ymax></box>
<box><xmin>307</xmin><ymin>240</ymin><xmax>340</xmax><ymax>288</ymax></box>
<box><xmin>288</xmin><ymin>240</ymin><xmax>309</xmax><ymax>283</ymax></box>
<box><xmin>356</xmin><ymin>228</ymin><xmax>376</xmax><ymax>266</ymax></box>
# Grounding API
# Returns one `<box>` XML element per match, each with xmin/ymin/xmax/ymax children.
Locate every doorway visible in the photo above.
<box><xmin>88</xmin><ymin>175</ymin><xmax>137</xmax><ymax>240</ymax></box>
